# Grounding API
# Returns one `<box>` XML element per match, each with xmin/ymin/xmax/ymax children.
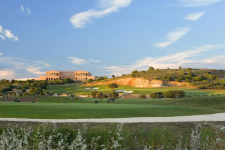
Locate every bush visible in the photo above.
<box><xmin>13</xmin><ymin>98</ymin><xmax>20</xmax><ymax>102</ymax></box>
<box><xmin>150</xmin><ymin>92</ymin><xmax>164</xmax><ymax>99</ymax></box>
<box><xmin>109</xmin><ymin>98</ymin><xmax>115</xmax><ymax>103</ymax></box>
<box><xmin>94</xmin><ymin>100</ymin><xmax>99</xmax><ymax>104</ymax></box>
<box><xmin>102</xmin><ymin>95</ymin><xmax>108</xmax><ymax>98</ymax></box>
<box><xmin>31</xmin><ymin>100</ymin><xmax>35</xmax><ymax>103</ymax></box>
<box><xmin>90</xmin><ymin>91</ymin><xmax>103</xmax><ymax>98</ymax></box>
<box><xmin>164</xmin><ymin>90</ymin><xmax>185</xmax><ymax>98</ymax></box>
<box><xmin>139</xmin><ymin>94</ymin><xmax>146</xmax><ymax>99</ymax></box>
<box><xmin>106</xmin><ymin>100</ymin><xmax>111</xmax><ymax>103</ymax></box>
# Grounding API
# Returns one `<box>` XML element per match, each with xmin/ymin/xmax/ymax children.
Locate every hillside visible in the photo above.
<box><xmin>87</xmin><ymin>77</ymin><xmax>193</xmax><ymax>88</ymax></box>
<box><xmin>92</xmin><ymin>68</ymin><xmax>225</xmax><ymax>89</ymax></box>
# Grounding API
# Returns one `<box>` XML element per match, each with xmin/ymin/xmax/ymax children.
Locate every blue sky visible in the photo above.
<box><xmin>0</xmin><ymin>0</ymin><xmax>225</xmax><ymax>79</ymax></box>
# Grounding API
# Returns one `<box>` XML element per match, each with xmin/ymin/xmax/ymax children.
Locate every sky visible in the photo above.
<box><xmin>0</xmin><ymin>0</ymin><xmax>225</xmax><ymax>80</ymax></box>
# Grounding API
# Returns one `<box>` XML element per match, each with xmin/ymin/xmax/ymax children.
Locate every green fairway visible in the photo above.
<box><xmin>48</xmin><ymin>84</ymin><xmax>225</xmax><ymax>96</ymax></box>
<box><xmin>0</xmin><ymin>96</ymin><xmax>224</xmax><ymax>119</ymax></box>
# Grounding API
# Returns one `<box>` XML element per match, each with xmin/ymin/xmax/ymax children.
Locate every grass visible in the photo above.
<box><xmin>1</xmin><ymin>122</ymin><xmax>224</xmax><ymax>149</ymax></box>
<box><xmin>0</xmin><ymin>96</ymin><xmax>224</xmax><ymax>119</ymax></box>
<box><xmin>48</xmin><ymin>84</ymin><xmax>225</xmax><ymax>96</ymax></box>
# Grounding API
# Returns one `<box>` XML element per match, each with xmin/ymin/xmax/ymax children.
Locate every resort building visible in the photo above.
<box><xmin>39</xmin><ymin>70</ymin><xmax>96</xmax><ymax>81</ymax></box>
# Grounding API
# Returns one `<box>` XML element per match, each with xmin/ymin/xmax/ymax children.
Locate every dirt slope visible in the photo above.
<box><xmin>87</xmin><ymin>77</ymin><xmax>192</xmax><ymax>88</ymax></box>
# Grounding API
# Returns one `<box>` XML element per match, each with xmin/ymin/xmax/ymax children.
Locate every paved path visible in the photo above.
<box><xmin>0</xmin><ymin>113</ymin><xmax>225</xmax><ymax>123</ymax></box>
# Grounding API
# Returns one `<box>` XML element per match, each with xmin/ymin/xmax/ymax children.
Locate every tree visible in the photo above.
<box><xmin>70</xmin><ymin>94</ymin><xmax>74</xmax><ymax>100</ymax></box>
<box><xmin>148</xmin><ymin>67</ymin><xmax>155</xmax><ymax>71</ymax></box>
<box><xmin>57</xmin><ymin>93</ymin><xmax>61</xmax><ymax>98</ymax></box>
<box><xmin>179</xmin><ymin>66</ymin><xmax>181</xmax><ymax>69</ymax></box>
<box><xmin>0</xmin><ymin>79</ymin><xmax>9</xmax><ymax>84</ymax></box>
<box><xmin>112</xmin><ymin>75</ymin><xmax>115</xmax><ymax>78</ymax></box>
<box><xmin>11</xmin><ymin>79</ymin><xmax>16</xmax><ymax>84</ymax></box>
<box><xmin>66</xmin><ymin>92</ymin><xmax>70</xmax><ymax>97</ymax></box>
<box><xmin>29</xmin><ymin>87</ymin><xmax>38</xmax><ymax>95</ymax></box>
<box><xmin>104</xmin><ymin>76</ymin><xmax>108</xmax><ymax>80</ymax></box>
<box><xmin>87</xmin><ymin>79</ymin><xmax>94</xmax><ymax>83</ymax></box>
<box><xmin>64</xmin><ymin>78</ymin><xmax>74</xmax><ymax>84</ymax></box>
<box><xmin>90</xmin><ymin>91</ymin><xmax>98</xmax><ymax>98</ymax></box>
<box><xmin>96</xmin><ymin>91</ymin><xmax>103</xmax><ymax>98</ymax></box>
<box><xmin>108</xmin><ymin>83</ymin><xmax>118</xmax><ymax>91</ymax></box>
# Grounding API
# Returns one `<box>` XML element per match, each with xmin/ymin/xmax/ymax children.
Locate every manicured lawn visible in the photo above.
<box><xmin>0</xmin><ymin>96</ymin><xmax>224</xmax><ymax>119</ymax></box>
<box><xmin>48</xmin><ymin>84</ymin><xmax>225</xmax><ymax>96</ymax></box>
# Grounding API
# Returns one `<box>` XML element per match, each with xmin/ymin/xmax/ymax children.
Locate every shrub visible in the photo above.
<box><xmin>94</xmin><ymin>100</ymin><xmax>99</xmax><ymax>104</ymax></box>
<box><xmin>150</xmin><ymin>92</ymin><xmax>164</xmax><ymax>99</ymax></box>
<box><xmin>109</xmin><ymin>98</ymin><xmax>115</xmax><ymax>103</ymax></box>
<box><xmin>106</xmin><ymin>100</ymin><xmax>111</xmax><ymax>103</ymax></box>
<box><xmin>102</xmin><ymin>95</ymin><xmax>108</xmax><ymax>98</ymax></box>
<box><xmin>13</xmin><ymin>98</ymin><xmax>20</xmax><ymax>102</ymax></box>
<box><xmin>139</xmin><ymin>94</ymin><xmax>146</xmax><ymax>99</ymax></box>
<box><xmin>96</xmin><ymin>91</ymin><xmax>103</xmax><ymax>98</ymax></box>
<box><xmin>164</xmin><ymin>90</ymin><xmax>185</xmax><ymax>98</ymax></box>
<box><xmin>90</xmin><ymin>91</ymin><xmax>98</xmax><ymax>98</ymax></box>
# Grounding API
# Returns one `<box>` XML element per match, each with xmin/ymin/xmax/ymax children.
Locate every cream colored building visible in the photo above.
<box><xmin>39</xmin><ymin>70</ymin><xmax>96</xmax><ymax>81</ymax></box>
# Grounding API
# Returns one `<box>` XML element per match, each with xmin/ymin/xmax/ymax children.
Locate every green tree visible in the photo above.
<box><xmin>148</xmin><ymin>67</ymin><xmax>155</xmax><ymax>71</ymax></box>
<box><xmin>108</xmin><ymin>83</ymin><xmax>118</xmax><ymax>91</ymax></box>
<box><xmin>112</xmin><ymin>75</ymin><xmax>115</xmax><ymax>78</ymax></box>
<box><xmin>11</xmin><ymin>79</ymin><xmax>16</xmax><ymax>84</ymax></box>
<box><xmin>70</xmin><ymin>94</ymin><xmax>74</xmax><ymax>100</ymax></box>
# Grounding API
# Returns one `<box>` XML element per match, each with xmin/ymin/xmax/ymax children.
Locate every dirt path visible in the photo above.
<box><xmin>0</xmin><ymin>113</ymin><xmax>225</xmax><ymax>123</ymax></box>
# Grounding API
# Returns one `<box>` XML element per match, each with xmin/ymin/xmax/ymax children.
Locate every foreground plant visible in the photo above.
<box><xmin>0</xmin><ymin>123</ymin><xmax>225</xmax><ymax>149</ymax></box>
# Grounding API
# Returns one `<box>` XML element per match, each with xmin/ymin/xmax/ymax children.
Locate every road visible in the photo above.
<box><xmin>0</xmin><ymin>113</ymin><xmax>225</xmax><ymax>123</ymax></box>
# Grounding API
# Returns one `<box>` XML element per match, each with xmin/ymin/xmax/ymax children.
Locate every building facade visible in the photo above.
<box><xmin>39</xmin><ymin>70</ymin><xmax>96</xmax><ymax>81</ymax></box>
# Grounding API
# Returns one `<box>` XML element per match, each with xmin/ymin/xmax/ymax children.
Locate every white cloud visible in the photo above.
<box><xmin>4</xmin><ymin>29</ymin><xmax>19</xmax><ymax>41</ymax></box>
<box><xmin>67</xmin><ymin>57</ymin><xmax>87</xmax><ymax>65</ymax></box>
<box><xmin>0</xmin><ymin>53</ymin><xmax>2</xmax><ymax>55</ymax></box>
<box><xmin>21</xmin><ymin>5</ymin><xmax>24</xmax><ymax>11</ymax></box>
<box><xmin>27</xmin><ymin>7</ymin><xmax>31</xmax><ymax>15</ymax></box>
<box><xmin>27</xmin><ymin>67</ymin><xmax>45</xmax><ymax>75</ymax></box>
<box><xmin>0</xmin><ymin>70</ymin><xmax>16</xmax><ymax>79</ymax></box>
<box><xmin>70</xmin><ymin>0</ymin><xmax>133</xmax><ymax>28</ymax></box>
<box><xmin>185</xmin><ymin>12</ymin><xmax>205</xmax><ymax>21</ymax></box>
<box><xmin>90</xmin><ymin>59</ymin><xmax>101</xmax><ymax>62</ymax></box>
<box><xmin>155</xmin><ymin>28</ymin><xmax>190</xmax><ymax>48</ymax></box>
<box><xmin>177</xmin><ymin>0</ymin><xmax>222</xmax><ymax>7</ymax></box>
<box><xmin>0</xmin><ymin>57</ymin><xmax>50</xmax><ymax>79</ymax></box>
<box><xmin>103</xmin><ymin>45</ymin><xmax>225</xmax><ymax>76</ymax></box>
<box><xmin>0</xmin><ymin>35</ymin><xmax>5</xmax><ymax>40</ymax></box>
<box><xmin>0</xmin><ymin>26</ymin><xmax>3</xmax><ymax>33</ymax></box>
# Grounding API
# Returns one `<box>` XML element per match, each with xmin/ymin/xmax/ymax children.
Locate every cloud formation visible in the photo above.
<box><xmin>0</xmin><ymin>57</ymin><xmax>50</xmax><ymax>79</ymax></box>
<box><xmin>0</xmin><ymin>26</ymin><xmax>19</xmax><ymax>41</ymax></box>
<box><xmin>67</xmin><ymin>57</ymin><xmax>87</xmax><ymax>65</ymax></box>
<box><xmin>90</xmin><ymin>59</ymin><xmax>101</xmax><ymax>62</ymax></box>
<box><xmin>67</xmin><ymin>57</ymin><xmax>101</xmax><ymax>64</ymax></box>
<box><xmin>70</xmin><ymin>0</ymin><xmax>133</xmax><ymax>28</ymax></box>
<box><xmin>155</xmin><ymin>28</ymin><xmax>190</xmax><ymax>48</ymax></box>
<box><xmin>185</xmin><ymin>12</ymin><xmax>205</xmax><ymax>21</ymax></box>
<box><xmin>177</xmin><ymin>0</ymin><xmax>222</xmax><ymax>7</ymax></box>
<box><xmin>4</xmin><ymin>29</ymin><xmax>19</xmax><ymax>41</ymax></box>
<box><xmin>20</xmin><ymin>5</ymin><xmax>31</xmax><ymax>15</ymax></box>
<box><xmin>21</xmin><ymin>5</ymin><xmax>24</xmax><ymax>11</ymax></box>
<box><xmin>103</xmin><ymin>45</ymin><xmax>225</xmax><ymax>76</ymax></box>
<box><xmin>0</xmin><ymin>35</ymin><xmax>5</xmax><ymax>40</ymax></box>
<box><xmin>0</xmin><ymin>70</ymin><xmax>16</xmax><ymax>79</ymax></box>
<box><xmin>27</xmin><ymin>7</ymin><xmax>31</xmax><ymax>15</ymax></box>
<box><xmin>27</xmin><ymin>67</ymin><xmax>45</xmax><ymax>75</ymax></box>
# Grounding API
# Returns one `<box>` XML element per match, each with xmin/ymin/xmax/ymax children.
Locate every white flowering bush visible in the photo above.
<box><xmin>0</xmin><ymin>123</ymin><xmax>224</xmax><ymax>149</ymax></box>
